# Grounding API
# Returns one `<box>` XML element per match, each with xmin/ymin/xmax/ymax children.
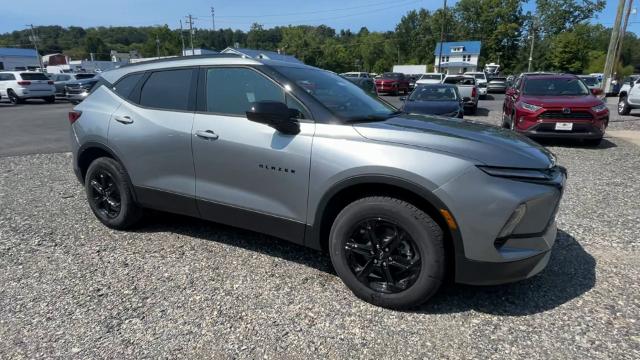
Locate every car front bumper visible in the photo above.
<box><xmin>434</xmin><ymin>165</ymin><xmax>566</xmax><ymax>285</ymax></box>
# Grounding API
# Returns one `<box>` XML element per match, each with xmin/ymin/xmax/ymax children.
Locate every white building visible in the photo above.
<box><xmin>433</xmin><ymin>41</ymin><xmax>482</xmax><ymax>75</ymax></box>
<box><xmin>182</xmin><ymin>48</ymin><xmax>218</xmax><ymax>56</ymax></box>
<box><xmin>0</xmin><ymin>48</ymin><xmax>39</xmax><ymax>71</ymax></box>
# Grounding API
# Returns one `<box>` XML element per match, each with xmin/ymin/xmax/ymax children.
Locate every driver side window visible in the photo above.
<box><xmin>206</xmin><ymin>67</ymin><xmax>284</xmax><ymax>116</ymax></box>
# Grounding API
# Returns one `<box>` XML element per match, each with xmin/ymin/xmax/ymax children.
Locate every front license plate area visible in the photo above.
<box><xmin>555</xmin><ymin>122</ymin><xmax>573</xmax><ymax>131</ymax></box>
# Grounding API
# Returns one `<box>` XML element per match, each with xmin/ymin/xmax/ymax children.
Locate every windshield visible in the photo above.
<box><xmin>579</xmin><ymin>77</ymin><xmax>598</xmax><ymax>86</ymax></box>
<box><xmin>276</xmin><ymin>66</ymin><xmax>396</xmax><ymax>121</ymax></box>
<box><xmin>75</xmin><ymin>73</ymin><xmax>95</xmax><ymax>79</ymax></box>
<box><xmin>409</xmin><ymin>86</ymin><xmax>457</xmax><ymax>101</ymax></box>
<box><xmin>419</xmin><ymin>74</ymin><xmax>442</xmax><ymax>80</ymax></box>
<box><xmin>444</xmin><ymin>77</ymin><xmax>475</xmax><ymax>85</ymax></box>
<box><xmin>20</xmin><ymin>73</ymin><xmax>49</xmax><ymax>80</ymax></box>
<box><xmin>523</xmin><ymin>77</ymin><xmax>590</xmax><ymax>96</ymax></box>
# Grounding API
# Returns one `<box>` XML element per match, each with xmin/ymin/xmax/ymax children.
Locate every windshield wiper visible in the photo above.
<box><xmin>348</xmin><ymin>110</ymin><xmax>404</xmax><ymax>123</ymax></box>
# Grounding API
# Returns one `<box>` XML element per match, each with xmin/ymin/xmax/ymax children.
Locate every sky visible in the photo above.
<box><xmin>1</xmin><ymin>0</ymin><xmax>638</xmax><ymax>35</ymax></box>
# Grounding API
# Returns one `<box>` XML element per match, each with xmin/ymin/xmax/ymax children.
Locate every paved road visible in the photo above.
<box><xmin>0</xmin><ymin>100</ymin><xmax>73</xmax><ymax>157</ymax></box>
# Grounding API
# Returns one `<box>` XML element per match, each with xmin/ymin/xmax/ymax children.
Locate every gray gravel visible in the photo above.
<box><xmin>1</xmin><ymin>140</ymin><xmax>639</xmax><ymax>358</ymax></box>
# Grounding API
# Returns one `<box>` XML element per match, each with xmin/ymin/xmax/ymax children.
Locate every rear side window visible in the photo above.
<box><xmin>0</xmin><ymin>74</ymin><xmax>15</xmax><ymax>81</ymax></box>
<box><xmin>205</xmin><ymin>67</ymin><xmax>284</xmax><ymax>115</ymax></box>
<box><xmin>20</xmin><ymin>73</ymin><xmax>49</xmax><ymax>80</ymax></box>
<box><xmin>113</xmin><ymin>73</ymin><xmax>144</xmax><ymax>99</ymax></box>
<box><xmin>140</xmin><ymin>69</ymin><xmax>193</xmax><ymax>111</ymax></box>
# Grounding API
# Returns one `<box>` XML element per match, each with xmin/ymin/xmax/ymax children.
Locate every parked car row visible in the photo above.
<box><xmin>0</xmin><ymin>71</ymin><xmax>97</xmax><ymax>104</ymax></box>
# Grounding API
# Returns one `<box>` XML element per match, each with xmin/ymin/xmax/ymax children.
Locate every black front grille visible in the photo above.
<box><xmin>538</xmin><ymin>110</ymin><xmax>593</xmax><ymax>119</ymax></box>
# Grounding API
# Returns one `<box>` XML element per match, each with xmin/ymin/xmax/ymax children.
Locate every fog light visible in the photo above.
<box><xmin>497</xmin><ymin>204</ymin><xmax>527</xmax><ymax>238</ymax></box>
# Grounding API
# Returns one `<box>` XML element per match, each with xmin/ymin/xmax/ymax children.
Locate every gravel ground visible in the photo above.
<box><xmin>1</xmin><ymin>137</ymin><xmax>639</xmax><ymax>358</ymax></box>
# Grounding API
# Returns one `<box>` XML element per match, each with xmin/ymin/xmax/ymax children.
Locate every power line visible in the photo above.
<box><xmin>200</xmin><ymin>0</ymin><xmax>422</xmax><ymax>18</ymax></box>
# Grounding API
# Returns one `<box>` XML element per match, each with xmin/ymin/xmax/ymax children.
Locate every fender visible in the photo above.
<box><xmin>76</xmin><ymin>141</ymin><xmax>139</xmax><ymax>202</ymax></box>
<box><xmin>304</xmin><ymin>174</ymin><xmax>465</xmax><ymax>258</ymax></box>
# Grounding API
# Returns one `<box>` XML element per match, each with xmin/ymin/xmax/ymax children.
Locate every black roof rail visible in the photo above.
<box><xmin>118</xmin><ymin>53</ymin><xmax>242</xmax><ymax>68</ymax></box>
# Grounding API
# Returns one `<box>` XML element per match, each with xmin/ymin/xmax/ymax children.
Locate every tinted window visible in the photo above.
<box><xmin>75</xmin><ymin>73</ymin><xmax>95</xmax><ymax>80</ymax></box>
<box><xmin>420</xmin><ymin>74</ymin><xmax>442</xmax><ymax>80</ymax></box>
<box><xmin>523</xmin><ymin>78</ymin><xmax>589</xmax><ymax>96</ymax></box>
<box><xmin>140</xmin><ymin>69</ymin><xmax>193</xmax><ymax>111</ymax></box>
<box><xmin>20</xmin><ymin>73</ymin><xmax>49</xmax><ymax>80</ymax></box>
<box><xmin>206</xmin><ymin>67</ymin><xmax>284</xmax><ymax>115</ymax></box>
<box><xmin>382</xmin><ymin>72</ymin><xmax>402</xmax><ymax>79</ymax></box>
<box><xmin>444</xmin><ymin>77</ymin><xmax>475</xmax><ymax>85</ymax></box>
<box><xmin>114</xmin><ymin>73</ymin><xmax>144</xmax><ymax>99</ymax></box>
<box><xmin>410</xmin><ymin>86</ymin><xmax>458</xmax><ymax>101</ymax></box>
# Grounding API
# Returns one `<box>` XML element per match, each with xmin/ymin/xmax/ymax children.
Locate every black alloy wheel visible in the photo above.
<box><xmin>89</xmin><ymin>170</ymin><xmax>121</xmax><ymax>219</ymax></box>
<box><xmin>345</xmin><ymin>218</ymin><xmax>421</xmax><ymax>294</ymax></box>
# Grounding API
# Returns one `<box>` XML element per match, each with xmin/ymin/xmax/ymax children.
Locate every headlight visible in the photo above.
<box><xmin>497</xmin><ymin>203</ymin><xmax>527</xmax><ymax>238</ymax></box>
<box><xmin>478</xmin><ymin>166</ymin><xmax>552</xmax><ymax>180</ymax></box>
<box><xmin>591</xmin><ymin>103</ymin><xmax>608</xmax><ymax>113</ymax></box>
<box><xmin>519</xmin><ymin>102</ymin><xmax>542</xmax><ymax>112</ymax></box>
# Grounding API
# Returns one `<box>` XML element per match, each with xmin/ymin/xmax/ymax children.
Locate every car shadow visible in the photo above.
<box><xmin>534</xmin><ymin>137</ymin><xmax>617</xmax><ymax>149</ymax></box>
<box><xmin>134</xmin><ymin>214</ymin><xmax>594</xmax><ymax>316</ymax></box>
<box><xmin>469</xmin><ymin>107</ymin><xmax>491</xmax><ymax>117</ymax></box>
<box><xmin>418</xmin><ymin>229</ymin><xmax>595</xmax><ymax>316</ymax></box>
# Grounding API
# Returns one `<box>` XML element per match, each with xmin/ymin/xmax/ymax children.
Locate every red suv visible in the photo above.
<box><xmin>503</xmin><ymin>74</ymin><xmax>609</xmax><ymax>146</ymax></box>
<box><xmin>375</xmin><ymin>72</ymin><xmax>410</xmax><ymax>95</ymax></box>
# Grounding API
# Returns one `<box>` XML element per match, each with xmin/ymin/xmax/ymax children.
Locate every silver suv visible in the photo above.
<box><xmin>70</xmin><ymin>55</ymin><xmax>566</xmax><ymax>309</ymax></box>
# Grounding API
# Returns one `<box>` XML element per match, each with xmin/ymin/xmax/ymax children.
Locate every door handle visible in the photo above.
<box><xmin>195</xmin><ymin>130</ymin><xmax>219</xmax><ymax>140</ymax></box>
<box><xmin>114</xmin><ymin>115</ymin><xmax>133</xmax><ymax>124</ymax></box>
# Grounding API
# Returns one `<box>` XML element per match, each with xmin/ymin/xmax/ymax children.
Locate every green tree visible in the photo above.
<box><xmin>549</xmin><ymin>31</ymin><xmax>586</xmax><ymax>72</ymax></box>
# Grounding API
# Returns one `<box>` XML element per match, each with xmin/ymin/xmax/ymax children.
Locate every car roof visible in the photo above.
<box><xmin>522</xmin><ymin>73</ymin><xmax>578</xmax><ymax>80</ymax></box>
<box><xmin>100</xmin><ymin>54</ymin><xmax>316</xmax><ymax>83</ymax></box>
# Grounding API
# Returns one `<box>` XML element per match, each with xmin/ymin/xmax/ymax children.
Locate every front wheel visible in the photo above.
<box><xmin>85</xmin><ymin>157</ymin><xmax>142</xmax><ymax>230</ymax></box>
<box><xmin>329</xmin><ymin>196</ymin><xmax>445</xmax><ymax>309</ymax></box>
<box><xmin>7</xmin><ymin>90</ymin><xmax>21</xmax><ymax>105</ymax></box>
<box><xmin>618</xmin><ymin>96</ymin><xmax>631</xmax><ymax>115</ymax></box>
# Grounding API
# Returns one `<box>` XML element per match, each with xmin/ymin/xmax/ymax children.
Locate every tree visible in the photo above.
<box><xmin>536</xmin><ymin>0</ymin><xmax>606</xmax><ymax>35</ymax></box>
<box><xmin>549</xmin><ymin>31</ymin><xmax>586</xmax><ymax>73</ymax></box>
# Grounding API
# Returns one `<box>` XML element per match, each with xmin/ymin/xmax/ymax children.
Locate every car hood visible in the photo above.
<box><xmin>353</xmin><ymin>115</ymin><xmax>554</xmax><ymax>169</ymax></box>
<box><xmin>521</xmin><ymin>95</ymin><xmax>601</xmax><ymax>107</ymax></box>
<box><xmin>402</xmin><ymin>101</ymin><xmax>460</xmax><ymax>115</ymax></box>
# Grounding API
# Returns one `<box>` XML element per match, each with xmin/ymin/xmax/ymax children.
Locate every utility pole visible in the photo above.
<box><xmin>603</xmin><ymin>0</ymin><xmax>627</xmax><ymax>93</ymax></box>
<box><xmin>437</xmin><ymin>0</ymin><xmax>448</xmax><ymax>74</ymax></box>
<box><xmin>179</xmin><ymin>20</ymin><xmax>186</xmax><ymax>56</ymax></box>
<box><xmin>155</xmin><ymin>35</ymin><xmax>160</xmax><ymax>58</ymax></box>
<box><xmin>211</xmin><ymin>7</ymin><xmax>215</xmax><ymax>31</ymax></box>
<box><xmin>527</xmin><ymin>30</ymin><xmax>535</xmax><ymax>72</ymax></box>
<box><xmin>186</xmin><ymin>14</ymin><xmax>195</xmax><ymax>55</ymax></box>
<box><xmin>26</xmin><ymin>24</ymin><xmax>44</xmax><ymax>71</ymax></box>
<box><xmin>614</xmin><ymin>0</ymin><xmax>634</xmax><ymax>71</ymax></box>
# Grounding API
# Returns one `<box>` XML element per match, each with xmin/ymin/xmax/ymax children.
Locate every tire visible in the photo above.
<box><xmin>44</xmin><ymin>96</ymin><xmax>55</xmax><ymax>103</ymax></box>
<box><xmin>329</xmin><ymin>196</ymin><xmax>445</xmax><ymax>309</ymax></box>
<box><xmin>501</xmin><ymin>110</ymin><xmax>510</xmax><ymax>128</ymax></box>
<box><xmin>7</xmin><ymin>90</ymin><xmax>20</xmax><ymax>105</ymax></box>
<box><xmin>584</xmin><ymin>138</ymin><xmax>603</xmax><ymax>147</ymax></box>
<box><xmin>85</xmin><ymin>157</ymin><xmax>142</xmax><ymax>230</ymax></box>
<box><xmin>471</xmin><ymin>103</ymin><xmax>478</xmax><ymax>115</ymax></box>
<box><xmin>618</xmin><ymin>96</ymin><xmax>631</xmax><ymax>115</ymax></box>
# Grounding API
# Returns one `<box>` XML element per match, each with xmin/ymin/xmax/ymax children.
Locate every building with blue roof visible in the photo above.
<box><xmin>220</xmin><ymin>47</ymin><xmax>303</xmax><ymax>64</ymax></box>
<box><xmin>0</xmin><ymin>48</ymin><xmax>40</xmax><ymax>71</ymax></box>
<box><xmin>433</xmin><ymin>41</ymin><xmax>482</xmax><ymax>74</ymax></box>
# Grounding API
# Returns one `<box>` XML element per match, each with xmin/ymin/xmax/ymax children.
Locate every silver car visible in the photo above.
<box><xmin>70</xmin><ymin>55</ymin><xmax>566</xmax><ymax>309</ymax></box>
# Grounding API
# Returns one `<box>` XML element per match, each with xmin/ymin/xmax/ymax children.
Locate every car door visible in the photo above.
<box><xmin>504</xmin><ymin>76</ymin><xmax>521</xmax><ymax>116</ymax></box>
<box><xmin>192</xmin><ymin>66</ymin><xmax>315</xmax><ymax>244</ymax></box>
<box><xmin>628</xmin><ymin>78</ymin><xmax>640</xmax><ymax>106</ymax></box>
<box><xmin>108</xmin><ymin>68</ymin><xmax>199</xmax><ymax>217</ymax></box>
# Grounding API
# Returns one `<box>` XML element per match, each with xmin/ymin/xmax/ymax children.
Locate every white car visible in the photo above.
<box><xmin>0</xmin><ymin>71</ymin><xmax>56</xmax><ymax>104</ymax></box>
<box><xmin>464</xmin><ymin>72</ymin><xmax>488</xmax><ymax>98</ymax></box>
<box><xmin>340</xmin><ymin>72</ymin><xmax>370</xmax><ymax>79</ymax></box>
<box><xmin>416</xmin><ymin>73</ymin><xmax>444</xmax><ymax>85</ymax></box>
<box><xmin>618</xmin><ymin>75</ymin><xmax>640</xmax><ymax>115</ymax></box>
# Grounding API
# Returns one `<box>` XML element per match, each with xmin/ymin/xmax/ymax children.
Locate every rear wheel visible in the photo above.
<box><xmin>618</xmin><ymin>96</ymin><xmax>631</xmax><ymax>115</ymax></box>
<box><xmin>329</xmin><ymin>196</ymin><xmax>445</xmax><ymax>309</ymax></box>
<box><xmin>44</xmin><ymin>96</ymin><xmax>55</xmax><ymax>103</ymax></box>
<box><xmin>7</xmin><ymin>90</ymin><xmax>21</xmax><ymax>105</ymax></box>
<box><xmin>85</xmin><ymin>157</ymin><xmax>142</xmax><ymax>230</ymax></box>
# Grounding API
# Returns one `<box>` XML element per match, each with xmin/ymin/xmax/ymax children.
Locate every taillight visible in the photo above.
<box><xmin>17</xmin><ymin>81</ymin><xmax>31</xmax><ymax>86</ymax></box>
<box><xmin>47</xmin><ymin>81</ymin><xmax>54</xmax><ymax>85</ymax></box>
<box><xmin>68</xmin><ymin>111</ymin><xmax>82</xmax><ymax>124</ymax></box>
<box><xmin>472</xmin><ymin>87</ymin><xmax>477</xmax><ymax>97</ymax></box>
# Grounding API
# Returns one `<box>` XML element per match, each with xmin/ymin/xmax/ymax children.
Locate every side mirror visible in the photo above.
<box><xmin>246</xmin><ymin>101</ymin><xmax>300</xmax><ymax>135</ymax></box>
<box><xmin>590</xmin><ymin>88</ymin><xmax>603</xmax><ymax>96</ymax></box>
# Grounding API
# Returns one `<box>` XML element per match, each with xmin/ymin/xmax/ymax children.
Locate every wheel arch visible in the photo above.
<box><xmin>619</xmin><ymin>91</ymin><xmax>628</xmax><ymax>99</ymax></box>
<box><xmin>76</xmin><ymin>142</ymin><xmax>138</xmax><ymax>202</ymax></box>
<box><xmin>305</xmin><ymin>175</ymin><xmax>464</xmax><ymax>278</ymax></box>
